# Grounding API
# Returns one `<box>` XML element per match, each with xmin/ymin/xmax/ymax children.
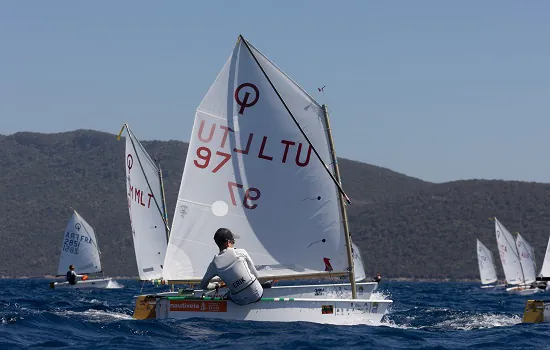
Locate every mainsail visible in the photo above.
<box><xmin>539</xmin><ymin>237</ymin><xmax>550</xmax><ymax>277</ymax></box>
<box><xmin>494</xmin><ymin>218</ymin><xmax>524</xmax><ymax>285</ymax></box>
<box><xmin>57</xmin><ymin>211</ymin><xmax>102</xmax><ymax>276</ymax></box>
<box><xmin>516</xmin><ymin>233</ymin><xmax>536</xmax><ymax>284</ymax></box>
<box><xmin>162</xmin><ymin>37</ymin><xmax>351</xmax><ymax>281</ymax></box>
<box><xmin>476</xmin><ymin>239</ymin><xmax>497</xmax><ymax>285</ymax></box>
<box><xmin>123</xmin><ymin>124</ymin><xmax>169</xmax><ymax>281</ymax></box>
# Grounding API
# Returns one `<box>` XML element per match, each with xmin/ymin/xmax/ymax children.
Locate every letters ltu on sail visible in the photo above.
<box><xmin>122</xmin><ymin>124</ymin><xmax>169</xmax><ymax>281</ymax></box>
<box><xmin>162</xmin><ymin>38</ymin><xmax>351</xmax><ymax>282</ymax></box>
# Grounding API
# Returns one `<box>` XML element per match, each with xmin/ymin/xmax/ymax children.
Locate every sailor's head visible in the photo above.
<box><xmin>214</xmin><ymin>228</ymin><xmax>240</xmax><ymax>250</ymax></box>
<box><xmin>376</xmin><ymin>273</ymin><xmax>381</xmax><ymax>277</ymax></box>
<box><xmin>69</xmin><ymin>265</ymin><xmax>75</xmax><ymax>271</ymax></box>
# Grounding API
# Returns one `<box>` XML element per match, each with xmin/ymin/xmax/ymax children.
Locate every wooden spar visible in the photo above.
<box><xmin>321</xmin><ymin>105</ymin><xmax>356</xmax><ymax>299</ymax></box>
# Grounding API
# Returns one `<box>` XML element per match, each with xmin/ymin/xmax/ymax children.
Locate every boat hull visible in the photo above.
<box><xmin>506</xmin><ymin>285</ymin><xmax>540</xmax><ymax>295</ymax></box>
<box><xmin>135</xmin><ymin>295</ymin><xmax>391</xmax><ymax>325</ymax></box>
<box><xmin>190</xmin><ymin>281</ymin><xmax>378</xmax><ymax>299</ymax></box>
<box><xmin>50</xmin><ymin>278</ymin><xmax>112</xmax><ymax>289</ymax></box>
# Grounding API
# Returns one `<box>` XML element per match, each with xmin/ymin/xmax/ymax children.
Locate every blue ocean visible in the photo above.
<box><xmin>0</xmin><ymin>279</ymin><xmax>547</xmax><ymax>349</ymax></box>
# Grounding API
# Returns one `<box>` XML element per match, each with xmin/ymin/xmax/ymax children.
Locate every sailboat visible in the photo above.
<box><xmin>120</xmin><ymin>124</ymin><xmax>170</xmax><ymax>282</ymax></box>
<box><xmin>494</xmin><ymin>218</ymin><xmax>537</xmax><ymax>295</ymax></box>
<box><xmin>121</xmin><ymin>124</ymin><xmax>377</xmax><ymax>298</ymax></box>
<box><xmin>476</xmin><ymin>239</ymin><xmax>498</xmax><ymax>288</ymax></box>
<box><xmin>133</xmin><ymin>35</ymin><xmax>391</xmax><ymax>324</ymax></box>
<box><xmin>50</xmin><ymin>210</ymin><xmax>112</xmax><ymax>289</ymax></box>
<box><xmin>536</xmin><ymin>237</ymin><xmax>550</xmax><ymax>284</ymax></box>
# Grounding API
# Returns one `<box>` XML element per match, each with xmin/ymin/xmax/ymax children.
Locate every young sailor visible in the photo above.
<box><xmin>200</xmin><ymin>228</ymin><xmax>263</xmax><ymax>305</ymax></box>
<box><xmin>66</xmin><ymin>265</ymin><xmax>84</xmax><ymax>285</ymax></box>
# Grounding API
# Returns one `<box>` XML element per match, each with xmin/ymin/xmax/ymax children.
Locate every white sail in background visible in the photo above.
<box><xmin>539</xmin><ymin>237</ymin><xmax>550</xmax><ymax>277</ymax></box>
<box><xmin>476</xmin><ymin>239</ymin><xmax>497</xmax><ymax>285</ymax></box>
<box><xmin>124</xmin><ymin>124</ymin><xmax>169</xmax><ymax>281</ymax></box>
<box><xmin>494</xmin><ymin>218</ymin><xmax>524</xmax><ymax>285</ymax></box>
<box><xmin>352</xmin><ymin>241</ymin><xmax>366</xmax><ymax>281</ymax></box>
<box><xmin>516</xmin><ymin>233</ymin><xmax>536</xmax><ymax>284</ymax></box>
<box><xmin>163</xmin><ymin>38</ymin><xmax>350</xmax><ymax>281</ymax></box>
<box><xmin>57</xmin><ymin>211</ymin><xmax>102</xmax><ymax>276</ymax></box>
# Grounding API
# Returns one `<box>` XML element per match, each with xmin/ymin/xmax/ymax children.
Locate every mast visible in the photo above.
<box><xmin>158</xmin><ymin>164</ymin><xmax>170</xmax><ymax>243</ymax></box>
<box><xmin>321</xmin><ymin>104</ymin><xmax>356</xmax><ymax>299</ymax></box>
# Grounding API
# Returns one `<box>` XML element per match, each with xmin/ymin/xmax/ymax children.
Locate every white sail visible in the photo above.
<box><xmin>352</xmin><ymin>241</ymin><xmax>366</xmax><ymax>281</ymax></box>
<box><xmin>516</xmin><ymin>233</ymin><xmax>536</xmax><ymax>284</ymax></box>
<box><xmin>163</xmin><ymin>38</ymin><xmax>350</xmax><ymax>281</ymax></box>
<box><xmin>57</xmin><ymin>211</ymin><xmax>102</xmax><ymax>275</ymax></box>
<box><xmin>476</xmin><ymin>239</ymin><xmax>497</xmax><ymax>285</ymax></box>
<box><xmin>494</xmin><ymin>218</ymin><xmax>524</xmax><ymax>285</ymax></box>
<box><xmin>124</xmin><ymin>125</ymin><xmax>169</xmax><ymax>281</ymax></box>
<box><xmin>539</xmin><ymin>237</ymin><xmax>550</xmax><ymax>277</ymax></box>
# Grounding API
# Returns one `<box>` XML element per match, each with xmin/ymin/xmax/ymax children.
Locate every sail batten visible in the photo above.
<box><xmin>163</xmin><ymin>37</ymin><xmax>350</xmax><ymax>281</ymax></box>
<box><xmin>124</xmin><ymin>124</ymin><xmax>169</xmax><ymax>281</ymax></box>
<box><xmin>57</xmin><ymin>211</ymin><xmax>102</xmax><ymax>275</ymax></box>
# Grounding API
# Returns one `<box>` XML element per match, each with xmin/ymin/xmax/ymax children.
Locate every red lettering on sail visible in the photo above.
<box><xmin>147</xmin><ymin>193</ymin><xmax>154</xmax><ymax>208</ymax></box>
<box><xmin>296</xmin><ymin>143</ymin><xmax>312</xmax><ymax>167</ymax></box>
<box><xmin>258</xmin><ymin>136</ymin><xmax>273</xmax><ymax>161</ymax></box>
<box><xmin>194</xmin><ymin>147</ymin><xmax>211</xmax><ymax>169</ymax></box>
<box><xmin>281</xmin><ymin>140</ymin><xmax>295</xmax><ymax>163</ymax></box>
<box><xmin>198</xmin><ymin>120</ymin><xmax>216</xmax><ymax>143</ymax></box>
<box><xmin>228</xmin><ymin>181</ymin><xmax>261</xmax><ymax>209</ymax></box>
<box><xmin>219</xmin><ymin>125</ymin><xmax>233</xmax><ymax>148</ymax></box>
<box><xmin>234</xmin><ymin>133</ymin><xmax>253</xmax><ymax>154</ymax></box>
<box><xmin>212</xmin><ymin>151</ymin><xmax>231</xmax><ymax>173</ymax></box>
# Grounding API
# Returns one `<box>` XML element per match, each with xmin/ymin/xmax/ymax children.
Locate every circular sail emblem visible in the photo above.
<box><xmin>234</xmin><ymin>83</ymin><xmax>259</xmax><ymax>115</ymax></box>
<box><xmin>496</xmin><ymin>230</ymin><xmax>500</xmax><ymax>238</ymax></box>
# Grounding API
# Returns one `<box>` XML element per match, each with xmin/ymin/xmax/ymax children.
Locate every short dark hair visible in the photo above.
<box><xmin>214</xmin><ymin>228</ymin><xmax>235</xmax><ymax>249</ymax></box>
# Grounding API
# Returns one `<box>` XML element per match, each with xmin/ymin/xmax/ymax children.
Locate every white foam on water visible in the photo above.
<box><xmin>106</xmin><ymin>280</ymin><xmax>124</xmax><ymax>289</ymax></box>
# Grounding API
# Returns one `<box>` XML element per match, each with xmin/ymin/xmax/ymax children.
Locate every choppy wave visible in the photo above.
<box><xmin>1</xmin><ymin>279</ymin><xmax>549</xmax><ymax>349</ymax></box>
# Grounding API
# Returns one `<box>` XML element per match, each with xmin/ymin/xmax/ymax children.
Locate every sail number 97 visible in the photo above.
<box><xmin>228</xmin><ymin>182</ymin><xmax>261</xmax><ymax>209</ymax></box>
<box><xmin>194</xmin><ymin>146</ymin><xmax>231</xmax><ymax>173</ymax></box>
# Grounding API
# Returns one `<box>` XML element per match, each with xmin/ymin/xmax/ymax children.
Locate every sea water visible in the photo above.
<box><xmin>0</xmin><ymin>279</ymin><xmax>547</xmax><ymax>349</ymax></box>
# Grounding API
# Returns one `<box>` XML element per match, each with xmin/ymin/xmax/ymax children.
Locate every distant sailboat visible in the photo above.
<box><xmin>537</xmin><ymin>237</ymin><xmax>550</xmax><ymax>280</ymax></box>
<box><xmin>476</xmin><ymin>239</ymin><xmax>498</xmax><ymax>288</ymax></box>
<box><xmin>494</xmin><ymin>218</ymin><xmax>537</xmax><ymax>295</ymax></box>
<box><xmin>50</xmin><ymin>210</ymin><xmax>112</xmax><ymax>289</ymax></box>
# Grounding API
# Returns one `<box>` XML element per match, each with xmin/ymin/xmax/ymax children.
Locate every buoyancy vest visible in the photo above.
<box><xmin>66</xmin><ymin>271</ymin><xmax>77</xmax><ymax>285</ymax></box>
<box><xmin>213</xmin><ymin>248</ymin><xmax>256</xmax><ymax>295</ymax></box>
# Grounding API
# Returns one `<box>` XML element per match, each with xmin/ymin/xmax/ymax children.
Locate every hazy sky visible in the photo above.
<box><xmin>1</xmin><ymin>1</ymin><xmax>549</xmax><ymax>183</ymax></box>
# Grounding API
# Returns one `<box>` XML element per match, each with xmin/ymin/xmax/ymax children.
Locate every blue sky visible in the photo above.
<box><xmin>1</xmin><ymin>1</ymin><xmax>549</xmax><ymax>183</ymax></box>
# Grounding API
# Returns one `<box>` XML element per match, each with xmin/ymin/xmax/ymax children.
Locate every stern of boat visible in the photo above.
<box><xmin>134</xmin><ymin>295</ymin><xmax>158</xmax><ymax>320</ymax></box>
<box><xmin>522</xmin><ymin>300</ymin><xmax>549</xmax><ymax>323</ymax></box>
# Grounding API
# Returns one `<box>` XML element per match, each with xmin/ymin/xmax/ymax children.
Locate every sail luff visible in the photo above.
<box><xmin>321</xmin><ymin>104</ymin><xmax>356</xmax><ymax>298</ymax></box>
<box><xmin>239</xmin><ymin>35</ymin><xmax>351</xmax><ymax>205</ymax></box>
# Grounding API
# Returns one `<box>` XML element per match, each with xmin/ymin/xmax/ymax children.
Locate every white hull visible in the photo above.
<box><xmin>506</xmin><ymin>285</ymin><xmax>540</xmax><ymax>295</ymax></box>
<box><xmin>165</xmin><ymin>282</ymin><xmax>378</xmax><ymax>300</ymax></box>
<box><xmin>136</xmin><ymin>295</ymin><xmax>391</xmax><ymax>325</ymax></box>
<box><xmin>50</xmin><ymin>278</ymin><xmax>112</xmax><ymax>289</ymax></box>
